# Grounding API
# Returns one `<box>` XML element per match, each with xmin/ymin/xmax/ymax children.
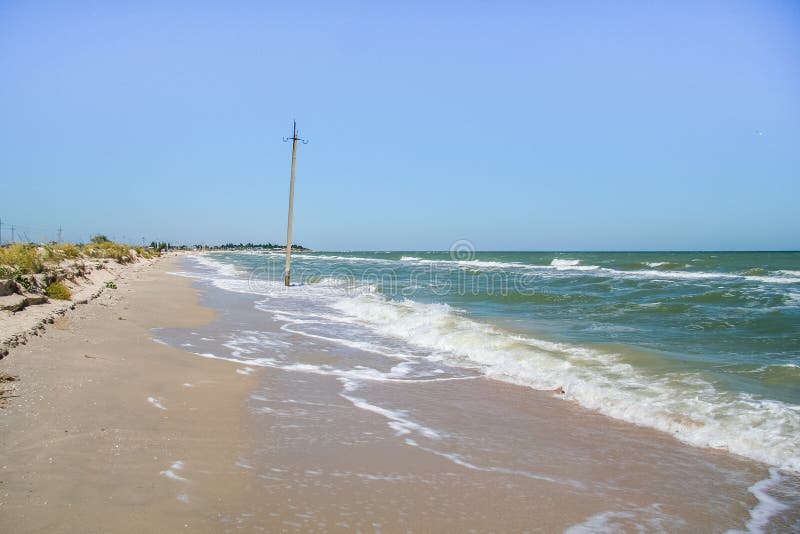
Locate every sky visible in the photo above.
<box><xmin>1</xmin><ymin>0</ymin><xmax>798</xmax><ymax>250</ymax></box>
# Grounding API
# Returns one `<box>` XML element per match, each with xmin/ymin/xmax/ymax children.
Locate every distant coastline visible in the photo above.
<box><xmin>198</xmin><ymin>243</ymin><xmax>311</xmax><ymax>252</ymax></box>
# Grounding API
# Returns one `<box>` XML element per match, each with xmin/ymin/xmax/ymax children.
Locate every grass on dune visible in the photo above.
<box><xmin>0</xmin><ymin>237</ymin><xmax>159</xmax><ymax>276</ymax></box>
<box><xmin>0</xmin><ymin>244</ymin><xmax>44</xmax><ymax>275</ymax></box>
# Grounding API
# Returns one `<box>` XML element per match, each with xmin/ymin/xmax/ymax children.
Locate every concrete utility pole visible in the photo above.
<box><xmin>57</xmin><ymin>226</ymin><xmax>63</xmax><ymax>243</ymax></box>
<box><xmin>282</xmin><ymin>121</ymin><xmax>307</xmax><ymax>287</ymax></box>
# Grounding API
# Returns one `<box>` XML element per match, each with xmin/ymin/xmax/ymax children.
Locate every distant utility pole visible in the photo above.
<box><xmin>10</xmin><ymin>225</ymin><xmax>15</xmax><ymax>243</ymax></box>
<box><xmin>57</xmin><ymin>226</ymin><xmax>63</xmax><ymax>243</ymax></box>
<box><xmin>282</xmin><ymin>121</ymin><xmax>307</xmax><ymax>287</ymax></box>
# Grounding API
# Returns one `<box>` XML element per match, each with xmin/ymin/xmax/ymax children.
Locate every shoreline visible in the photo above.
<box><xmin>1</xmin><ymin>253</ymin><xmax>797</xmax><ymax>531</ymax></box>
<box><xmin>161</xmin><ymin>255</ymin><xmax>794</xmax><ymax>531</ymax></box>
<box><xmin>0</xmin><ymin>256</ymin><xmax>259</xmax><ymax>532</ymax></box>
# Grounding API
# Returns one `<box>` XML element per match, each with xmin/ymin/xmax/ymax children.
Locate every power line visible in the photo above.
<box><xmin>282</xmin><ymin>120</ymin><xmax>308</xmax><ymax>287</ymax></box>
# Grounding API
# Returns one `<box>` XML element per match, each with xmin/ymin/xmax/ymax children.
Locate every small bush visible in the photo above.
<box><xmin>14</xmin><ymin>274</ymin><xmax>32</xmax><ymax>292</ymax></box>
<box><xmin>45</xmin><ymin>282</ymin><xmax>71</xmax><ymax>300</ymax></box>
<box><xmin>105</xmin><ymin>281</ymin><xmax>117</xmax><ymax>289</ymax></box>
<box><xmin>91</xmin><ymin>235</ymin><xmax>110</xmax><ymax>244</ymax></box>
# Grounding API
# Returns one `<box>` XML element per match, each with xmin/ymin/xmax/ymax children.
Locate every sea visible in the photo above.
<box><xmin>161</xmin><ymin>250</ymin><xmax>800</xmax><ymax>531</ymax></box>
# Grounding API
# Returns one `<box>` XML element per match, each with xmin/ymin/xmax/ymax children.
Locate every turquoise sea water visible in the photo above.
<box><xmin>184</xmin><ymin>250</ymin><xmax>799</xmax><ymax>473</ymax></box>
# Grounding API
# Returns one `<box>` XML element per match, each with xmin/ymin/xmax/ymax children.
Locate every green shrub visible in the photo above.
<box><xmin>105</xmin><ymin>281</ymin><xmax>117</xmax><ymax>289</ymax></box>
<box><xmin>45</xmin><ymin>282</ymin><xmax>71</xmax><ymax>300</ymax></box>
<box><xmin>14</xmin><ymin>274</ymin><xmax>32</xmax><ymax>292</ymax></box>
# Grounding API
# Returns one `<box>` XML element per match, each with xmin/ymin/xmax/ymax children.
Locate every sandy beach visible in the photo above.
<box><xmin>1</xmin><ymin>254</ymin><xmax>797</xmax><ymax>532</ymax></box>
<box><xmin>0</xmin><ymin>256</ymin><xmax>258</xmax><ymax>532</ymax></box>
<box><xmin>3</xmin><ymin>2</ymin><xmax>798</xmax><ymax>530</ymax></box>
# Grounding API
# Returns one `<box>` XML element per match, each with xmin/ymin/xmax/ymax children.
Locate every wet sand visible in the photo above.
<box><xmin>155</xmin><ymin>268</ymin><xmax>790</xmax><ymax>532</ymax></box>
<box><xmin>1</xmin><ymin>256</ymin><xmax>796</xmax><ymax>532</ymax></box>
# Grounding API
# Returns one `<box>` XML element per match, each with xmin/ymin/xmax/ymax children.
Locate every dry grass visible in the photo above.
<box><xmin>53</xmin><ymin>243</ymin><xmax>82</xmax><ymax>259</ymax></box>
<box><xmin>0</xmin><ymin>244</ymin><xmax>44</xmax><ymax>275</ymax></box>
<box><xmin>0</xmin><ymin>240</ymin><xmax>159</xmax><ymax>277</ymax></box>
<box><xmin>82</xmin><ymin>242</ymin><xmax>157</xmax><ymax>262</ymax></box>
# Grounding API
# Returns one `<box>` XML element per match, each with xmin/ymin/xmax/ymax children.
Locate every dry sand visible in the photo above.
<box><xmin>0</xmin><ymin>256</ymin><xmax>258</xmax><ymax>532</ymax></box>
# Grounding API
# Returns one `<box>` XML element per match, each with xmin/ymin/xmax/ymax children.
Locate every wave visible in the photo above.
<box><xmin>286</xmin><ymin>253</ymin><xmax>398</xmax><ymax>265</ymax></box>
<box><xmin>307</xmin><ymin>254</ymin><xmax>798</xmax><ymax>284</ymax></box>
<box><xmin>641</xmin><ymin>261</ymin><xmax>689</xmax><ymax>270</ymax></box>
<box><xmin>198</xmin><ymin>252</ymin><xmax>800</xmax><ymax>288</ymax></box>
<box><xmin>741</xmin><ymin>467</ymin><xmax>800</xmax><ymax>533</ymax></box>
<box><xmin>179</xmin><ymin>253</ymin><xmax>800</xmax><ymax>471</ymax></box>
<box><xmin>550</xmin><ymin>258</ymin><xmax>581</xmax><ymax>267</ymax></box>
<box><xmin>191</xmin><ymin>253</ymin><xmax>243</xmax><ymax>278</ymax></box>
<box><xmin>330</xmin><ymin>292</ymin><xmax>800</xmax><ymax>472</ymax></box>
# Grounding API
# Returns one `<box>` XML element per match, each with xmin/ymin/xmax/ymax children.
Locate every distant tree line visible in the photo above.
<box><xmin>194</xmin><ymin>243</ymin><xmax>309</xmax><ymax>251</ymax></box>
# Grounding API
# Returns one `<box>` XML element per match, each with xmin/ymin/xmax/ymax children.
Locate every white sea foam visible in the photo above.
<box><xmin>181</xmin><ymin>251</ymin><xmax>800</xmax><ymax>290</ymax></box>
<box><xmin>160</xmin><ymin>460</ymin><xmax>188</xmax><ymax>482</ymax></box>
<box><xmin>330</xmin><ymin>293</ymin><xmax>800</xmax><ymax>472</ymax></box>
<box><xmin>744</xmin><ymin>469</ymin><xmax>789</xmax><ymax>533</ymax></box>
<box><xmin>288</xmin><ymin>253</ymin><xmax>397</xmax><ymax>265</ymax></box>
<box><xmin>236</xmin><ymin>458</ymin><xmax>254</xmax><ymax>469</ymax></box>
<box><xmin>550</xmin><ymin>258</ymin><xmax>581</xmax><ymax>267</ymax></box>
<box><xmin>565</xmin><ymin>504</ymin><xmax>686</xmax><ymax>533</ymax></box>
<box><xmin>189</xmin><ymin>253</ymin><xmax>242</xmax><ymax>277</ymax></box>
<box><xmin>190</xmin><ymin>347</ymin><xmax>476</xmax><ymax>389</ymax></box>
<box><xmin>341</xmin><ymin>392</ymin><xmax>442</xmax><ymax>440</ymax></box>
<box><xmin>404</xmin><ymin>438</ymin><xmax>585</xmax><ymax>488</ymax></box>
<box><xmin>147</xmin><ymin>396</ymin><xmax>166</xmax><ymax>410</ymax></box>
<box><xmin>176</xmin><ymin>252</ymin><xmax>800</xmax><ymax>472</ymax></box>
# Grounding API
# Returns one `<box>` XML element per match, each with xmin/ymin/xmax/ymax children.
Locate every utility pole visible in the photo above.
<box><xmin>282</xmin><ymin>121</ymin><xmax>307</xmax><ymax>287</ymax></box>
<box><xmin>57</xmin><ymin>226</ymin><xmax>63</xmax><ymax>243</ymax></box>
<box><xmin>10</xmin><ymin>225</ymin><xmax>15</xmax><ymax>243</ymax></box>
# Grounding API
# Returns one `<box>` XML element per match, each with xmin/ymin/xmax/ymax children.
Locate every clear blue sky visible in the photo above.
<box><xmin>1</xmin><ymin>0</ymin><xmax>798</xmax><ymax>250</ymax></box>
